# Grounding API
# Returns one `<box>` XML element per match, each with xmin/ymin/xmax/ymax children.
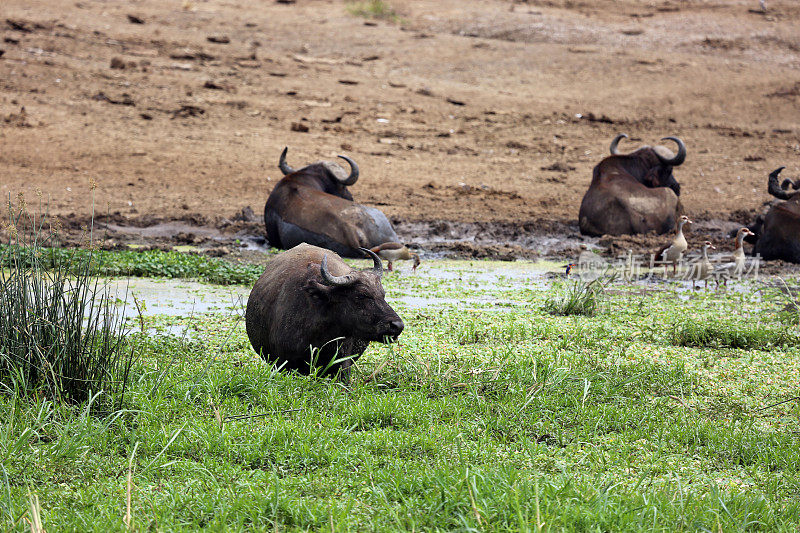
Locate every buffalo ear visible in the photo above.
<box><xmin>303</xmin><ymin>279</ymin><xmax>332</xmax><ymax>301</ymax></box>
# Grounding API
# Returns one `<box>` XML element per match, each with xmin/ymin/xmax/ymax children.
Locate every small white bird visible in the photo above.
<box><xmin>657</xmin><ymin>215</ymin><xmax>692</xmax><ymax>276</ymax></box>
<box><xmin>760</xmin><ymin>0</ymin><xmax>767</xmax><ymax>12</ymax></box>
<box><xmin>369</xmin><ymin>242</ymin><xmax>420</xmax><ymax>272</ymax></box>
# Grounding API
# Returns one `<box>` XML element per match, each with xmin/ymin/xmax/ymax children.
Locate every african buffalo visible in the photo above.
<box><xmin>245</xmin><ymin>243</ymin><xmax>404</xmax><ymax>380</ymax></box>
<box><xmin>749</xmin><ymin>167</ymin><xmax>800</xmax><ymax>263</ymax></box>
<box><xmin>264</xmin><ymin>148</ymin><xmax>399</xmax><ymax>258</ymax></box>
<box><xmin>579</xmin><ymin>134</ymin><xmax>687</xmax><ymax>236</ymax></box>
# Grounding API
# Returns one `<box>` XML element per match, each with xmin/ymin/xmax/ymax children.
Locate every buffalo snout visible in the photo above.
<box><xmin>385</xmin><ymin>318</ymin><xmax>404</xmax><ymax>339</ymax></box>
<box><xmin>374</xmin><ymin>314</ymin><xmax>404</xmax><ymax>342</ymax></box>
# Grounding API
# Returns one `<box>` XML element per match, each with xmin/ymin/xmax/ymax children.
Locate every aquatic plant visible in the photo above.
<box><xmin>0</xmin><ymin>201</ymin><xmax>133</xmax><ymax>406</ymax></box>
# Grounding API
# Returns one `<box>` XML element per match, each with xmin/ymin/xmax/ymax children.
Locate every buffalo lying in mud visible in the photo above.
<box><xmin>579</xmin><ymin>134</ymin><xmax>687</xmax><ymax>236</ymax></box>
<box><xmin>747</xmin><ymin>167</ymin><xmax>800</xmax><ymax>263</ymax></box>
<box><xmin>264</xmin><ymin>148</ymin><xmax>399</xmax><ymax>258</ymax></box>
<box><xmin>245</xmin><ymin>243</ymin><xmax>404</xmax><ymax>380</ymax></box>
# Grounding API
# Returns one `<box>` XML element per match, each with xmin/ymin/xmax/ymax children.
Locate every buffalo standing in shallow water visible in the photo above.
<box><xmin>579</xmin><ymin>134</ymin><xmax>687</xmax><ymax>236</ymax></box>
<box><xmin>245</xmin><ymin>243</ymin><xmax>404</xmax><ymax>380</ymax></box>
<box><xmin>747</xmin><ymin>167</ymin><xmax>800</xmax><ymax>263</ymax></box>
<box><xmin>263</xmin><ymin>148</ymin><xmax>399</xmax><ymax>258</ymax></box>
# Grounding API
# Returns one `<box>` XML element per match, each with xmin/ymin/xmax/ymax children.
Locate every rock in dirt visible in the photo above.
<box><xmin>204</xmin><ymin>247</ymin><xmax>231</xmax><ymax>257</ymax></box>
<box><xmin>578</xmin><ymin>112</ymin><xmax>615</xmax><ymax>124</ymax></box>
<box><xmin>291</xmin><ymin>122</ymin><xmax>309</xmax><ymax>132</ymax></box>
<box><xmin>541</xmin><ymin>162</ymin><xmax>576</xmax><ymax>172</ymax></box>
<box><xmin>169</xmin><ymin>49</ymin><xmax>215</xmax><ymax>61</ymax></box>
<box><xmin>203</xmin><ymin>79</ymin><xmax>235</xmax><ymax>92</ymax></box>
<box><xmin>6</xmin><ymin>19</ymin><xmax>36</xmax><ymax>33</ymax></box>
<box><xmin>232</xmin><ymin>206</ymin><xmax>257</xmax><ymax>222</ymax></box>
<box><xmin>92</xmin><ymin>92</ymin><xmax>135</xmax><ymax>106</ymax></box>
<box><xmin>171</xmin><ymin>105</ymin><xmax>205</xmax><ymax>118</ymax></box>
<box><xmin>110</xmin><ymin>56</ymin><xmax>126</xmax><ymax>69</ymax></box>
<box><xmin>126</xmin><ymin>14</ymin><xmax>145</xmax><ymax>24</ymax></box>
<box><xmin>207</xmin><ymin>35</ymin><xmax>230</xmax><ymax>44</ymax></box>
<box><xmin>175</xmin><ymin>232</ymin><xmax>208</xmax><ymax>245</ymax></box>
<box><xmin>3</xmin><ymin>107</ymin><xmax>34</xmax><ymax>127</ymax></box>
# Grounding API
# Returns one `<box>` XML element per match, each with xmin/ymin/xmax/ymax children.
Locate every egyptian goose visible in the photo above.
<box><xmin>369</xmin><ymin>242</ymin><xmax>420</xmax><ymax>272</ymax></box>
<box><xmin>657</xmin><ymin>215</ymin><xmax>692</xmax><ymax>276</ymax></box>
<box><xmin>715</xmin><ymin>227</ymin><xmax>756</xmax><ymax>286</ymax></box>
<box><xmin>691</xmin><ymin>241</ymin><xmax>715</xmax><ymax>289</ymax></box>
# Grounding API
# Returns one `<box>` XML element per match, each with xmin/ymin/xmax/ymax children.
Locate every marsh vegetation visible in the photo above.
<box><xmin>2</xmin><ymin>238</ymin><xmax>800</xmax><ymax>530</ymax></box>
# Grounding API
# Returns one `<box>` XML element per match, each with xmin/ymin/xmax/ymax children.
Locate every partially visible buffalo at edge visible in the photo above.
<box><xmin>747</xmin><ymin>166</ymin><xmax>800</xmax><ymax>263</ymax></box>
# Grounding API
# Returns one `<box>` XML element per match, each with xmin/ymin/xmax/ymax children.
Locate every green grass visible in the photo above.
<box><xmin>543</xmin><ymin>276</ymin><xmax>613</xmax><ymax>317</ymax></box>
<box><xmin>3</xmin><ymin>256</ymin><xmax>800</xmax><ymax>530</ymax></box>
<box><xmin>0</xmin><ymin>206</ymin><xmax>133</xmax><ymax>407</ymax></box>
<box><xmin>669</xmin><ymin>317</ymin><xmax>800</xmax><ymax>350</ymax></box>
<box><xmin>346</xmin><ymin>0</ymin><xmax>399</xmax><ymax>22</ymax></box>
<box><xmin>0</xmin><ymin>244</ymin><xmax>264</xmax><ymax>285</ymax></box>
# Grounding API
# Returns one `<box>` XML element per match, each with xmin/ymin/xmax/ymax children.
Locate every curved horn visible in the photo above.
<box><xmin>359</xmin><ymin>247</ymin><xmax>383</xmax><ymax>279</ymax></box>
<box><xmin>278</xmin><ymin>147</ymin><xmax>295</xmax><ymax>176</ymax></box>
<box><xmin>336</xmin><ymin>155</ymin><xmax>359</xmax><ymax>186</ymax></box>
<box><xmin>768</xmin><ymin>166</ymin><xmax>792</xmax><ymax>200</ymax></box>
<box><xmin>609</xmin><ymin>133</ymin><xmax>628</xmax><ymax>155</ymax></box>
<box><xmin>780</xmin><ymin>177</ymin><xmax>800</xmax><ymax>191</ymax></box>
<box><xmin>320</xmin><ymin>255</ymin><xmax>356</xmax><ymax>287</ymax></box>
<box><xmin>657</xmin><ymin>136</ymin><xmax>687</xmax><ymax>166</ymax></box>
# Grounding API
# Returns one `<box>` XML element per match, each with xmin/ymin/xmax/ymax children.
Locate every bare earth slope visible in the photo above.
<box><xmin>1</xmin><ymin>0</ymin><xmax>799</xmax><ymax>256</ymax></box>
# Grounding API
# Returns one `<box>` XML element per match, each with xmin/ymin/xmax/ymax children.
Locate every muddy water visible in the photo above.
<box><xmin>107</xmin><ymin>278</ymin><xmax>249</xmax><ymax>318</ymax></box>
<box><xmin>104</xmin><ymin>261</ymin><xmax>554</xmax><ymax>321</ymax></box>
<box><xmin>104</xmin><ymin>258</ymin><xmax>769</xmax><ymax>326</ymax></box>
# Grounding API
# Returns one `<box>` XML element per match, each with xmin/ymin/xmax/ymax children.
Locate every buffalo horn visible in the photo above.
<box><xmin>609</xmin><ymin>133</ymin><xmax>628</xmax><ymax>155</ymax></box>
<box><xmin>278</xmin><ymin>147</ymin><xmax>295</xmax><ymax>176</ymax></box>
<box><xmin>657</xmin><ymin>136</ymin><xmax>687</xmax><ymax>166</ymax></box>
<box><xmin>336</xmin><ymin>155</ymin><xmax>359</xmax><ymax>186</ymax></box>
<box><xmin>768</xmin><ymin>166</ymin><xmax>792</xmax><ymax>200</ymax></box>
<box><xmin>359</xmin><ymin>247</ymin><xmax>383</xmax><ymax>279</ymax></box>
<box><xmin>320</xmin><ymin>255</ymin><xmax>357</xmax><ymax>287</ymax></box>
<box><xmin>781</xmin><ymin>177</ymin><xmax>800</xmax><ymax>191</ymax></box>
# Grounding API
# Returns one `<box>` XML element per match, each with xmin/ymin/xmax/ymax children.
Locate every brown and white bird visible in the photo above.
<box><xmin>691</xmin><ymin>241</ymin><xmax>716</xmax><ymax>289</ymax></box>
<box><xmin>715</xmin><ymin>227</ymin><xmax>756</xmax><ymax>285</ymax></box>
<box><xmin>657</xmin><ymin>215</ymin><xmax>692</xmax><ymax>276</ymax></box>
<box><xmin>369</xmin><ymin>242</ymin><xmax>421</xmax><ymax>272</ymax></box>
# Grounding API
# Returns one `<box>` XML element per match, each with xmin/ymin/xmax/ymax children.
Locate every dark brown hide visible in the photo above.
<box><xmin>245</xmin><ymin>244</ymin><xmax>404</xmax><ymax>379</ymax></box>
<box><xmin>267</xmin><ymin>182</ymin><xmax>384</xmax><ymax>253</ymax></box>
<box><xmin>264</xmin><ymin>149</ymin><xmax>398</xmax><ymax>258</ymax></box>
<box><xmin>753</xmin><ymin>167</ymin><xmax>800</xmax><ymax>262</ymax></box>
<box><xmin>579</xmin><ymin>135</ymin><xmax>685</xmax><ymax>236</ymax></box>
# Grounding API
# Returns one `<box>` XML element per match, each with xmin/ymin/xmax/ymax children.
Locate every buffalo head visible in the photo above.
<box><xmin>608</xmin><ymin>133</ymin><xmax>686</xmax><ymax>196</ymax></box>
<box><xmin>278</xmin><ymin>147</ymin><xmax>359</xmax><ymax>200</ymax></box>
<box><xmin>304</xmin><ymin>247</ymin><xmax>404</xmax><ymax>343</ymax></box>
<box><xmin>767</xmin><ymin>166</ymin><xmax>800</xmax><ymax>201</ymax></box>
